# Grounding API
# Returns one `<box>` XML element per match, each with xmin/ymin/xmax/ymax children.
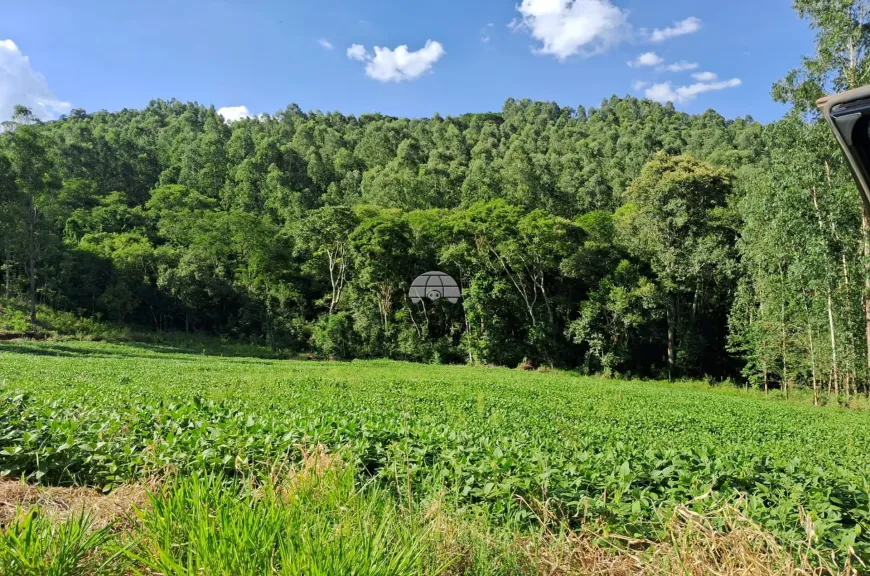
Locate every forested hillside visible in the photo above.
<box><xmin>0</xmin><ymin>2</ymin><xmax>868</xmax><ymax>401</ymax></box>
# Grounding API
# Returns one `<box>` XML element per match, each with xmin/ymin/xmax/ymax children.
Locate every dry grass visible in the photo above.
<box><xmin>248</xmin><ymin>443</ymin><xmax>341</xmax><ymax>502</ymax></box>
<box><xmin>0</xmin><ymin>445</ymin><xmax>339</xmax><ymax>533</ymax></box>
<box><xmin>0</xmin><ymin>480</ymin><xmax>149</xmax><ymax>530</ymax></box>
<box><xmin>514</xmin><ymin>503</ymin><xmax>855</xmax><ymax>576</ymax></box>
<box><xmin>422</xmin><ymin>491</ymin><xmax>856</xmax><ymax>576</ymax></box>
<box><xmin>284</xmin><ymin>443</ymin><xmax>340</xmax><ymax>483</ymax></box>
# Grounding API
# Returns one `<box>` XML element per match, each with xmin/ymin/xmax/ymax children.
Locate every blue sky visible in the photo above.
<box><xmin>1</xmin><ymin>0</ymin><xmax>816</xmax><ymax>124</ymax></box>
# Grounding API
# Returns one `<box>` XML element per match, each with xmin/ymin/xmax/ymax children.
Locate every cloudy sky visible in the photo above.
<box><xmin>1</xmin><ymin>0</ymin><xmax>815</xmax><ymax>123</ymax></box>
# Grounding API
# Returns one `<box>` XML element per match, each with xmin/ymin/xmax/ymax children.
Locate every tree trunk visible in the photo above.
<box><xmin>666</xmin><ymin>295</ymin><xmax>676</xmax><ymax>381</ymax></box>
<box><xmin>863</xmin><ymin>208</ymin><xmax>870</xmax><ymax>401</ymax></box>
<box><xmin>540</xmin><ymin>278</ymin><xmax>554</xmax><ymax>326</ymax></box>
<box><xmin>420</xmin><ymin>295</ymin><xmax>431</xmax><ymax>336</ymax></box>
<box><xmin>27</xmin><ymin>207</ymin><xmax>36</xmax><ymax>330</ymax></box>
<box><xmin>807</xmin><ymin>312</ymin><xmax>819</xmax><ymax>406</ymax></box>
<box><xmin>490</xmin><ymin>246</ymin><xmax>536</xmax><ymax>327</ymax></box>
<box><xmin>333</xmin><ymin>255</ymin><xmax>346</xmax><ymax>317</ymax></box>
<box><xmin>377</xmin><ymin>283</ymin><xmax>393</xmax><ymax>333</ymax></box>
<box><xmin>780</xmin><ymin>264</ymin><xmax>788</xmax><ymax>399</ymax></box>
<box><xmin>827</xmin><ymin>289</ymin><xmax>839</xmax><ymax>396</ymax></box>
<box><xmin>28</xmin><ymin>251</ymin><xmax>35</xmax><ymax>327</ymax></box>
<box><xmin>3</xmin><ymin>237</ymin><xmax>9</xmax><ymax>300</ymax></box>
<box><xmin>454</xmin><ymin>265</ymin><xmax>474</xmax><ymax>365</ymax></box>
<box><xmin>327</xmin><ymin>250</ymin><xmax>338</xmax><ymax>316</ymax></box>
<box><xmin>840</xmin><ymin>251</ymin><xmax>856</xmax><ymax>404</ymax></box>
<box><xmin>812</xmin><ymin>185</ymin><xmax>840</xmax><ymax>397</ymax></box>
<box><xmin>406</xmin><ymin>303</ymin><xmax>422</xmax><ymax>338</ymax></box>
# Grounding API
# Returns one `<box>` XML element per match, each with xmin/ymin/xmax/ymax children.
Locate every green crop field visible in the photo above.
<box><xmin>1</xmin><ymin>340</ymin><xmax>869</xmax><ymax>571</ymax></box>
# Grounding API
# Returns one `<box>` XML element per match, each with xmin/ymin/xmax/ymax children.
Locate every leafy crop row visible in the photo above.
<box><xmin>1</xmin><ymin>341</ymin><xmax>869</xmax><ymax>562</ymax></box>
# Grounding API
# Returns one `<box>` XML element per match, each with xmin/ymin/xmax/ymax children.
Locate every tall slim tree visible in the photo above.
<box><xmin>0</xmin><ymin>151</ymin><xmax>17</xmax><ymax>299</ymax></box>
<box><xmin>774</xmin><ymin>0</ymin><xmax>870</xmax><ymax>396</ymax></box>
<box><xmin>5</xmin><ymin>106</ymin><xmax>60</xmax><ymax>328</ymax></box>
<box><xmin>294</xmin><ymin>205</ymin><xmax>358</xmax><ymax>315</ymax></box>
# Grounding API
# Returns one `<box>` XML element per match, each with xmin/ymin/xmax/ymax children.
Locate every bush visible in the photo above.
<box><xmin>311</xmin><ymin>312</ymin><xmax>358</xmax><ymax>360</ymax></box>
<box><xmin>396</xmin><ymin>325</ymin><xmax>430</xmax><ymax>363</ymax></box>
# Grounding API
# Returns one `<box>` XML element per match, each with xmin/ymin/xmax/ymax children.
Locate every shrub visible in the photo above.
<box><xmin>311</xmin><ymin>312</ymin><xmax>358</xmax><ymax>360</ymax></box>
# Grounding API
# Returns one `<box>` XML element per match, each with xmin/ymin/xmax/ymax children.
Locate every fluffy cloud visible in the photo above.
<box><xmin>217</xmin><ymin>106</ymin><xmax>253</xmax><ymax>123</ymax></box>
<box><xmin>692</xmin><ymin>71</ymin><xmax>717</xmax><ymax>81</ymax></box>
<box><xmin>644</xmin><ymin>78</ymin><xmax>742</xmax><ymax>104</ymax></box>
<box><xmin>512</xmin><ymin>0</ymin><xmax>629</xmax><ymax>60</ymax></box>
<box><xmin>318</xmin><ymin>39</ymin><xmax>334</xmax><ymax>50</ymax></box>
<box><xmin>659</xmin><ymin>60</ymin><xmax>699</xmax><ymax>72</ymax></box>
<box><xmin>628</xmin><ymin>52</ymin><xmax>663</xmax><ymax>67</ymax></box>
<box><xmin>650</xmin><ymin>17</ymin><xmax>702</xmax><ymax>42</ymax></box>
<box><xmin>347</xmin><ymin>44</ymin><xmax>368</xmax><ymax>61</ymax></box>
<box><xmin>0</xmin><ymin>39</ymin><xmax>70</xmax><ymax>121</ymax></box>
<box><xmin>347</xmin><ymin>41</ymin><xmax>445</xmax><ymax>82</ymax></box>
<box><xmin>632</xmin><ymin>80</ymin><xmax>649</xmax><ymax>91</ymax></box>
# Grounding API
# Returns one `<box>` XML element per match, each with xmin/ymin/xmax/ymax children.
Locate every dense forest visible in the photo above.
<box><xmin>1</xmin><ymin>2</ymin><xmax>870</xmax><ymax>400</ymax></box>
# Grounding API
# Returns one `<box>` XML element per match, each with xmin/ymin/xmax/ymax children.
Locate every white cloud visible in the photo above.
<box><xmin>644</xmin><ymin>77</ymin><xmax>742</xmax><ymax>104</ymax></box>
<box><xmin>692</xmin><ymin>71</ymin><xmax>717</xmax><ymax>81</ymax></box>
<box><xmin>645</xmin><ymin>83</ymin><xmax>679</xmax><ymax>103</ymax></box>
<box><xmin>0</xmin><ymin>39</ymin><xmax>70</xmax><ymax>121</ymax></box>
<box><xmin>481</xmin><ymin>22</ymin><xmax>494</xmax><ymax>44</ymax></box>
<box><xmin>217</xmin><ymin>106</ymin><xmax>252</xmax><ymax>123</ymax></box>
<box><xmin>628</xmin><ymin>51</ymin><xmax>663</xmax><ymax>67</ymax></box>
<box><xmin>347</xmin><ymin>44</ymin><xmax>368</xmax><ymax>61</ymax></box>
<box><xmin>659</xmin><ymin>60</ymin><xmax>699</xmax><ymax>72</ymax></box>
<box><xmin>650</xmin><ymin>17</ymin><xmax>701</xmax><ymax>42</ymax></box>
<box><xmin>632</xmin><ymin>80</ymin><xmax>649</xmax><ymax>91</ymax></box>
<box><xmin>318</xmin><ymin>39</ymin><xmax>334</xmax><ymax>50</ymax></box>
<box><xmin>512</xmin><ymin>0</ymin><xmax>629</xmax><ymax>60</ymax></box>
<box><xmin>348</xmin><ymin>40</ymin><xmax>446</xmax><ymax>82</ymax></box>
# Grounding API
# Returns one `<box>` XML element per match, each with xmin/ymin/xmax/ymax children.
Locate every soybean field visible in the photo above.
<box><xmin>1</xmin><ymin>340</ymin><xmax>869</xmax><ymax>565</ymax></box>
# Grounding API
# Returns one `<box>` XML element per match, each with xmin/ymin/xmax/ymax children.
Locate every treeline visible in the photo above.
<box><xmin>2</xmin><ymin>1</ymin><xmax>870</xmax><ymax>399</ymax></box>
<box><xmin>0</xmin><ymin>98</ymin><xmax>759</xmax><ymax>376</ymax></box>
<box><xmin>731</xmin><ymin>118</ymin><xmax>868</xmax><ymax>402</ymax></box>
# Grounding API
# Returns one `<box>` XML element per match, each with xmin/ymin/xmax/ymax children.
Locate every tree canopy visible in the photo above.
<box><xmin>4</xmin><ymin>0</ymin><xmax>870</xmax><ymax>402</ymax></box>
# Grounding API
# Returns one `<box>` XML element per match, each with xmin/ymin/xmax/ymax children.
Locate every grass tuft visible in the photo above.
<box><xmin>0</xmin><ymin>507</ymin><xmax>119</xmax><ymax>576</ymax></box>
<box><xmin>126</xmin><ymin>449</ymin><xmax>451</xmax><ymax>576</ymax></box>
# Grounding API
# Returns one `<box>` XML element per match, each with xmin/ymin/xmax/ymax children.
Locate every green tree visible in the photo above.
<box><xmin>733</xmin><ymin>117</ymin><xmax>861</xmax><ymax>399</ymax></box>
<box><xmin>773</xmin><ymin>0</ymin><xmax>870</xmax><ymax>112</ymax></box>
<box><xmin>569</xmin><ymin>260</ymin><xmax>661</xmax><ymax>376</ymax></box>
<box><xmin>619</xmin><ymin>154</ymin><xmax>735</xmax><ymax>378</ymax></box>
<box><xmin>294</xmin><ymin>205</ymin><xmax>358</xmax><ymax>315</ymax></box>
<box><xmin>0</xmin><ymin>150</ymin><xmax>19</xmax><ymax>299</ymax></box>
<box><xmin>5</xmin><ymin>106</ymin><xmax>61</xmax><ymax>328</ymax></box>
<box><xmin>0</xmin><ymin>94</ymin><xmax>768</xmax><ymax>372</ymax></box>
<box><xmin>349</xmin><ymin>208</ymin><xmax>414</xmax><ymax>355</ymax></box>
<box><xmin>773</xmin><ymin>0</ymin><xmax>870</xmax><ymax>399</ymax></box>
